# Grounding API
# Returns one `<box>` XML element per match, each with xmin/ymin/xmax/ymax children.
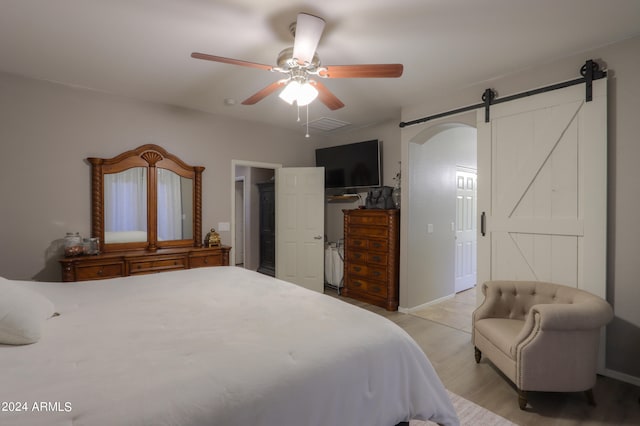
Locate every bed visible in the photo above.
<box><xmin>0</xmin><ymin>267</ymin><xmax>458</xmax><ymax>426</ymax></box>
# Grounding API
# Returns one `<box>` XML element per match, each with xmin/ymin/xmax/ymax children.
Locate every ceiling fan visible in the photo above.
<box><xmin>191</xmin><ymin>13</ymin><xmax>403</xmax><ymax>111</ymax></box>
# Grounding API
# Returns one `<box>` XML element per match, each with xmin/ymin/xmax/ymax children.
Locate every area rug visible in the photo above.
<box><xmin>411</xmin><ymin>390</ymin><xmax>518</xmax><ymax>426</ymax></box>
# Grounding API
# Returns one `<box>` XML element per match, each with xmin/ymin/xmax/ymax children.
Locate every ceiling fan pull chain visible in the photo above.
<box><xmin>297</xmin><ymin>104</ymin><xmax>301</xmax><ymax>122</ymax></box>
<box><xmin>305</xmin><ymin>104</ymin><xmax>310</xmax><ymax>138</ymax></box>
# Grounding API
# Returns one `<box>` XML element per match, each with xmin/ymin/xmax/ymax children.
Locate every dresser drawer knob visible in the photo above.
<box><xmin>373</xmin><ymin>242</ymin><xmax>381</xmax><ymax>248</ymax></box>
<box><xmin>97</xmin><ymin>269</ymin><xmax>103</xmax><ymax>275</ymax></box>
<box><xmin>204</xmin><ymin>258</ymin><xmax>209</xmax><ymax>264</ymax></box>
<box><xmin>372</xmin><ymin>255</ymin><xmax>381</xmax><ymax>262</ymax></box>
<box><xmin>372</xmin><ymin>271</ymin><xmax>381</xmax><ymax>277</ymax></box>
<box><xmin>354</xmin><ymin>266</ymin><xmax>361</xmax><ymax>272</ymax></box>
<box><xmin>353</xmin><ymin>281</ymin><xmax>363</xmax><ymax>288</ymax></box>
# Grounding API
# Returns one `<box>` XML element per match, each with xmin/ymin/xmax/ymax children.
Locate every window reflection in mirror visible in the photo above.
<box><xmin>157</xmin><ymin>168</ymin><xmax>193</xmax><ymax>241</ymax></box>
<box><xmin>104</xmin><ymin>167</ymin><xmax>148</xmax><ymax>244</ymax></box>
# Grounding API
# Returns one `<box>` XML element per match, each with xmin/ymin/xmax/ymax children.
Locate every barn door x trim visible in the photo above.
<box><xmin>398</xmin><ymin>59</ymin><xmax>607</xmax><ymax>128</ymax></box>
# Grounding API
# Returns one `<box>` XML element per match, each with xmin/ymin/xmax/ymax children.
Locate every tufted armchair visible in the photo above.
<box><xmin>472</xmin><ymin>280</ymin><xmax>613</xmax><ymax>409</ymax></box>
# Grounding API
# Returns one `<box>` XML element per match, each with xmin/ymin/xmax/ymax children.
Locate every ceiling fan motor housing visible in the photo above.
<box><xmin>277</xmin><ymin>47</ymin><xmax>321</xmax><ymax>70</ymax></box>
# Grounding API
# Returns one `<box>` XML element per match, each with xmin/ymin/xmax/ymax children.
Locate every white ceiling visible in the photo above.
<box><xmin>1</xmin><ymin>0</ymin><xmax>639</xmax><ymax>135</ymax></box>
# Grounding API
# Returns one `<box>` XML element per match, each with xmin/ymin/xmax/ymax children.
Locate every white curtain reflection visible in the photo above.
<box><xmin>157</xmin><ymin>169</ymin><xmax>183</xmax><ymax>241</ymax></box>
<box><xmin>104</xmin><ymin>168</ymin><xmax>147</xmax><ymax>234</ymax></box>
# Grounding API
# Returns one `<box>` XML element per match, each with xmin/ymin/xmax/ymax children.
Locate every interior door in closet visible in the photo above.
<box><xmin>275</xmin><ymin>167</ymin><xmax>325</xmax><ymax>293</ymax></box>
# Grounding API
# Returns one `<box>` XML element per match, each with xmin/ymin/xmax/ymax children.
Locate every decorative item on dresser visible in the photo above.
<box><xmin>342</xmin><ymin>209</ymin><xmax>400</xmax><ymax>311</ymax></box>
<box><xmin>59</xmin><ymin>144</ymin><xmax>231</xmax><ymax>282</ymax></box>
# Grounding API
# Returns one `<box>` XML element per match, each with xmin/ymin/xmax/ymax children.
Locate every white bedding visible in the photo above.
<box><xmin>0</xmin><ymin>267</ymin><xmax>458</xmax><ymax>426</ymax></box>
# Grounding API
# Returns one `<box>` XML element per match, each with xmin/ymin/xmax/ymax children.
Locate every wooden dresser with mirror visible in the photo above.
<box><xmin>60</xmin><ymin>144</ymin><xmax>230</xmax><ymax>282</ymax></box>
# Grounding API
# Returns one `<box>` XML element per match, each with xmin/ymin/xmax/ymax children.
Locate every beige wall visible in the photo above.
<box><xmin>317</xmin><ymin>118</ymin><xmax>402</xmax><ymax>243</ymax></box>
<box><xmin>0</xmin><ymin>72</ymin><xmax>315</xmax><ymax>281</ymax></box>
<box><xmin>400</xmin><ymin>35</ymin><xmax>640</xmax><ymax>381</ymax></box>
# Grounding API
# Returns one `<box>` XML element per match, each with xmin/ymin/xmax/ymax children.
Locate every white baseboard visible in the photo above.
<box><xmin>399</xmin><ymin>293</ymin><xmax>456</xmax><ymax>314</ymax></box>
<box><xmin>601</xmin><ymin>367</ymin><xmax>640</xmax><ymax>387</ymax></box>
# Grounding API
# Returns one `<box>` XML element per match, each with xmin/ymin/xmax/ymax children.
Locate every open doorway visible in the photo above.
<box><xmin>231</xmin><ymin>160</ymin><xmax>280</xmax><ymax>273</ymax></box>
<box><xmin>405</xmin><ymin>123</ymin><xmax>477</xmax><ymax>308</ymax></box>
<box><xmin>234</xmin><ymin>177</ymin><xmax>245</xmax><ymax>266</ymax></box>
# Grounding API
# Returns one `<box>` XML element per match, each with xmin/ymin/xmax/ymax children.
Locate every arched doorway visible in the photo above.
<box><xmin>405</xmin><ymin>123</ymin><xmax>477</xmax><ymax>308</ymax></box>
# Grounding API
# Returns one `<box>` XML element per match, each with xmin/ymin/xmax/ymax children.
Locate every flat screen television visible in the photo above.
<box><xmin>315</xmin><ymin>140</ymin><xmax>381</xmax><ymax>189</ymax></box>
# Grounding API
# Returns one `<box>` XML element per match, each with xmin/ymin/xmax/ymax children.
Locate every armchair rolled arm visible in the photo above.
<box><xmin>529</xmin><ymin>300</ymin><xmax>613</xmax><ymax>331</ymax></box>
<box><xmin>511</xmin><ymin>299</ymin><xmax>613</xmax><ymax>355</ymax></box>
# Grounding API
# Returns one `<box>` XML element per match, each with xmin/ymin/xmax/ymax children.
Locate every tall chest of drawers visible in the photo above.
<box><xmin>342</xmin><ymin>209</ymin><xmax>399</xmax><ymax>311</ymax></box>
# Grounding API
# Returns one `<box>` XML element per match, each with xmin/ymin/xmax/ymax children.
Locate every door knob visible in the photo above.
<box><xmin>314</xmin><ymin>235</ymin><xmax>323</xmax><ymax>240</ymax></box>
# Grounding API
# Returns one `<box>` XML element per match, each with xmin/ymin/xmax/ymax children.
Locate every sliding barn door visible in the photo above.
<box><xmin>477</xmin><ymin>79</ymin><xmax>607</xmax><ymax>299</ymax></box>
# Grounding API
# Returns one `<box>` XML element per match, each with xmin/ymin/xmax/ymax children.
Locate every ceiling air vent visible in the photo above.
<box><xmin>305</xmin><ymin>117</ymin><xmax>351</xmax><ymax>132</ymax></box>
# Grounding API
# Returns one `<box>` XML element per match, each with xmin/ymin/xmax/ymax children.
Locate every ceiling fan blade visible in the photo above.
<box><xmin>241</xmin><ymin>80</ymin><xmax>287</xmax><ymax>105</ymax></box>
<box><xmin>319</xmin><ymin>64</ymin><xmax>404</xmax><ymax>78</ymax></box>
<box><xmin>292</xmin><ymin>13</ymin><xmax>326</xmax><ymax>65</ymax></box>
<box><xmin>309</xmin><ymin>80</ymin><xmax>345</xmax><ymax>110</ymax></box>
<box><xmin>191</xmin><ymin>52</ymin><xmax>274</xmax><ymax>71</ymax></box>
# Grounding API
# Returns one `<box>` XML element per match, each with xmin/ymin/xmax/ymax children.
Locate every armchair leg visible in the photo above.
<box><xmin>585</xmin><ymin>388</ymin><xmax>596</xmax><ymax>406</ymax></box>
<box><xmin>518</xmin><ymin>389</ymin><xmax>528</xmax><ymax>410</ymax></box>
<box><xmin>474</xmin><ymin>347</ymin><xmax>482</xmax><ymax>363</ymax></box>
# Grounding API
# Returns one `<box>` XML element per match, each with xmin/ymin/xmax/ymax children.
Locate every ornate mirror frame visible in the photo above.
<box><xmin>88</xmin><ymin>144</ymin><xmax>204</xmax><ymax>253</ymax></box>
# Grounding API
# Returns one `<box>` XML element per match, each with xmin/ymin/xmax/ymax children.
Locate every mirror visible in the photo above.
<box><xmin>88</xmin><ymin>145</ymin><xmax>204</xmax><ymax>253</ymax></box>
<box><xmin>157</xmin><ymin>169</ymin><xmax>193</xmax><ymax>241</ymax></box>
<box><xmin>104</xmin><ymin>167</ymin><xmax>148</xmax><ymax>244</ymax></box>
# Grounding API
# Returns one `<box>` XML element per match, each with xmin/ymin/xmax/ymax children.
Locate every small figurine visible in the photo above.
<box><xmin>204</xmin><ymin>228</ymin><xmax>221</xmax><ymax>247</ymax></box>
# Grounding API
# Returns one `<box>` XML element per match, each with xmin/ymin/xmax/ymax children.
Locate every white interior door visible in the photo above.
<box><xmin>455</xmin><ymin>168</ymin><xmax>477</xmax><ymax>293</ymax></box>
<box><xmin>477</xmin><ymin>79</ymin><xmax>607</xmax><ymax>300</ymax></box>
<box><xmin>275</xmin><ymin>167</ymin><xmax>325</xmax><ymax>292</ymax></box>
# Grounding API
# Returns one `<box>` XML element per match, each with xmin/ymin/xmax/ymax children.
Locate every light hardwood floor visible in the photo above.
<box><xmin>326</xmin><ymin>287</ymin><xmax>640</xmax><ymax>426</ymax></box>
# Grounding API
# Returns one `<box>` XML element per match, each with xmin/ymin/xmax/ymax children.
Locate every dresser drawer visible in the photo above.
<box><xmin>129</xmin><ymin>256</ymin><xmax>187</xmax><ymax>274</ymax></box>
<box><xmin>347</xmin><ymin>277</ymin><xmax>387</xmax><ymax>298</ymax></box>
<box><xmin>347</xmin><ymin>263</ymin><xmax>387</xmax><ymax>280</ymax></box>
<box><xmin>347</xmin><ymin>250</ymin><xmax>388</xmax><ymax>266</ymax></box>
<box><xmin>347</xmin><ymin>214</ymin><xmax>389</xmax><ymax>226</ymax></box>
<box><xmin>190</xmin><ymin>252</ymin><xmax>223</xmax><ymax>268</ymax></box>
<box><xmin>347</xmin><ymin>225</ymin><xmax>389</xmax><ymax>239</ymax></box>
<box><xmin>75</xmin><ymin>262</ymin><xmax>125</xmax><ymax>281</ymax></box>
<box><xmin>347</xmin><ymin>238</ymin><xmax>388</xmax><ymax>251</ymax></box>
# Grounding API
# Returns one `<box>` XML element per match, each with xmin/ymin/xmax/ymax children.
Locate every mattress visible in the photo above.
<box><xmin>1</xmin><ymin>267</ymin><xmax>458</xmax><ymax>426</ymax></box>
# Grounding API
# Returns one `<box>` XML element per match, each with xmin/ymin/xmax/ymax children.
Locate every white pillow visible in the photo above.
<box><xmin>0</xmin><ymin>277</ymin><xmax>56</xmax><ymax>345</ymax></box>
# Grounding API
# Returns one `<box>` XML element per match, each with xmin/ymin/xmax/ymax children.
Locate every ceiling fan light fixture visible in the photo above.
<box><xmin>278</xmin><ymin>80</ymin><xmax>318</xmax><ymax>106</ymax></box>
<box><xmin>279</xmin><ymin>80</ymin><xmax>301</xmax><ymax>104</ymax></box>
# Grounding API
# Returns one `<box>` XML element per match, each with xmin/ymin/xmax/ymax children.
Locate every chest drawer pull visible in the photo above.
<box><xmin>371</xmin><ymin>255</ymin><xmax>381</xmax><ymax>262</ymax></box>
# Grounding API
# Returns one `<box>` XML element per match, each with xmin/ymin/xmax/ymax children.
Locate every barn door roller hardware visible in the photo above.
<box><xmin>399</xmin><ymin>59</ymin><xmax>607</xmax><ymax>128</ymax></box>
